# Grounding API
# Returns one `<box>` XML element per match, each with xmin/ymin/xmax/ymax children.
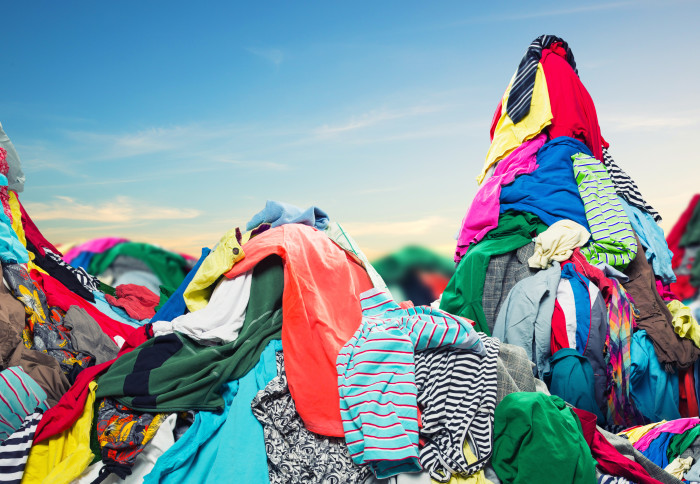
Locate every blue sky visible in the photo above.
<box><xmin>2</xmin><ymin>0</ymin><xmax>699</xmax><ymax>258</ymax></box>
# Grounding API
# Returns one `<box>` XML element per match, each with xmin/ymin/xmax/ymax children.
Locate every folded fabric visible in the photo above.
<box><xmin>500</xmin><ymin>136</ymin><xmax>590</xmax><ymax>229</ymax></box>
<box><xmin>105</xmin><ymin>284</ymin><xmax>160</xmax><ymax>320</ymax></box>
<box><xmin>62</xmin><ymin>306</ymin><xmax>119</xmax><ymax>365</ymax></box>
<box><xmin>492</xmin><ymin>393</ymin><xmax>596</xmax><ymax>484</ymax></box>
<box><xmin>573</xmin><ymin>153</ymin><xmax>638</xmax><ymax>270</ymax></box>
<box><xmin>544</xmin><ymin>348</ymin><xmax>604</xmax><ymax>423</ymax></box>
<box><xmin>152</xmin><ymin>271</ymin><xmax>252</xmax><ymax>344</ymax></box>
<box><xmin>246</xmin><ymin>200</ymin><xmax>329</xmax><ymax>231</ymax></box>
<box><xmin>456</xmin><ymin>133</ymin><xmax>546</xmax><ymax>261</ymax></box>
<box><xmin>528</xmin><ymin>219</ymin><xmax>590</xmax><ymax>269</ymax></box>
<box><xmin>478</xmin><ymin>63</ymin><xmax>552</xmax><ymax>185</ymax></box>
<box><xmin>668</xmin><ymin>299</ymin><xmax>700</xmax><ymax>348</ymax></box>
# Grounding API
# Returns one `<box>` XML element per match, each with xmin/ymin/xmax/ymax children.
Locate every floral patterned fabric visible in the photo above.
<box><xmin>251</xmin><ymin>352</ymin><xmax>370</xmax><ymax>484</ymax></box>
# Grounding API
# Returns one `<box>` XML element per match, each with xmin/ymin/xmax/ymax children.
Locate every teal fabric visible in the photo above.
<box><xmin>543</xmin><ymin>348</ymin><xmax>605</xmax><ymax>424</ymax></box>
<box><xmin>629</xmin><ymin>329</ymin><xmax>681</xmax><ymax>422</ymax></box>
<box><xmin>144</xmin><ymin>340</ymin><xmax>281</xmax><ymax>484</ymax></box>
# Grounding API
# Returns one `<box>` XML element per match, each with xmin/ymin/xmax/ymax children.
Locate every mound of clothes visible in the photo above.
<box><xmin>2</xmin><ymin>35</ymin><xmax>700</xmax><ymax>484</ymax></box>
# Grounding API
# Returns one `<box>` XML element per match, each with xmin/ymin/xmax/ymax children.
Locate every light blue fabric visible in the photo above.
<box><xmin>90</xmin><ymin>291</ymin><xmax>144</xmax><ymax>328</ymax></box>
<box><xmin>0</xmin><ymin>174</ymin><xmax>28</xmax><ymax>264</ymax></box>
<box><xmin>493</xmin><ymin>261</ymin><xmax>561</xmax><ymax>377</ymax></box>
<box><xmin>629</xmin><ymin>330</ymin><xmax>681</xmax><ymax>422</ymax></box>
<box><xmin>144</xmin><ymin>339</ymin><xmax>282</xmax><ymax>484</ymax></box>
<box><xmin>151</xmin><ymin>248</ymin><xmax>211</xmax><ymax>324</ymax></box>
<box><xmin>245</xmin><ymin>200</ymin><xmax>329</xmax><ymax>231</ymax></box>
<box><xmin>499</xmin><ymin>137</ymin><xmax>590</xmax><ymax>229</ymax></box>
<box><xmin>619</xmin><ymin>197</ymin><xmax>676</xmax><ymax>284</ymax></box>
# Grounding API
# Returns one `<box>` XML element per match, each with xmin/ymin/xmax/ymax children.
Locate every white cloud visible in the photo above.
<box><xmin>246</xmin><ymin>47</ymin><xmax>284</xmax><ymax>66</ymax></box>
<box><xmin>25</xmin><ymin>196</ymin><xmax>201</xmax><ymax>223</ymax></box>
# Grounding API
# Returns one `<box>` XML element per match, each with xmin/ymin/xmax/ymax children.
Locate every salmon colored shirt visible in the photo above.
<box><xmin>225</xmin><ymin>224</ymin><xmax>372</xmax><ymax>437</ymax></box>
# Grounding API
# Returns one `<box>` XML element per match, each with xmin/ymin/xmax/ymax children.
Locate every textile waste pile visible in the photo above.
<box><xmin>1</xmin><ymin>35</ymin><xmax>700</xmax><ymax>484</ymax></box>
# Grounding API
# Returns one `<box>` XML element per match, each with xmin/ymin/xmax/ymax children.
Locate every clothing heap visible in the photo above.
<box><xmin>58</xmin><ymin>238</ymin><xmax>197</xmax><ymax>301</ymax></box>
<box><xmin>372</xmin><ymin>246</ymin><xmax>455</xmax><ymax>306</ymax></box>
<box><xmin>1</xmin><ymin>35</ymin><xmax>699</xmax><ymax>484</ymax></box>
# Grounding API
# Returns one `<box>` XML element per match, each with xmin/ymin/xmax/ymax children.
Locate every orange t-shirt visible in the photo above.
<box><xmin>225</xmin><ymin>224</ymin><xmax>373</xmax><ymax>437</ymax></box>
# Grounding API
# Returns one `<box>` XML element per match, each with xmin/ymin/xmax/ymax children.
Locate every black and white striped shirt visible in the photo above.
<box><xmin>0</xmin><ymin>410</ymin><xmax>42</xmax><ymax>484</ymax></box>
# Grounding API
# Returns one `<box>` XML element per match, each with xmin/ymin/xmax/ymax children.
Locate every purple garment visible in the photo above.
<box><xmin>633</xmin><ymin>418</ymin><xmax>700</xmax><ymax>452</ymax></box>
<box><xmin>63</xmin><ymin>237</ymin><xmax>129</xmax><ymax>264</ymax></box>
<box><xmin>455</xmin><ymin>134</ymin><xmax>546</xmax><ymax>263</ymax></box>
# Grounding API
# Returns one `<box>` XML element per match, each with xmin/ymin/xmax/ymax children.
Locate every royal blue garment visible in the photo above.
<box><xmin>151</xmin><ymin>247</ymin><xmax>211</xmax><ymax>324</ymax></box>
<box><xmin>143</xmin><ymin>339</ymin><xmax>282</xmax><ymax>484</ymax></box>
<box><xmin>70</xmin><ymin>251</ymin><xmax>95</xmax><ymax>270</ymax></box>
<box><xmin>629</xmin><ymin>330</ymin><xmax>681</xmax><ymax>422</ymax></box>
<box><xmin>561</xmin><ymin>264</ymin><xmax>592</xmax><ymax>354</ymax></box>
<box><xmin>640</xmin><ymin>431</ymin><xmax>675</xmax><ymax>469</ymax></box>
<box><xmin>500</xmin><ymin>136</ymin><xmax>590</xmax><ymax>229</ymax></box>
<box><xmin>544</xmin><ymin>348</ymin><xmax>605</xmax><ymax>424</ymax></box>
<box><xmin>619</xmin><ymin>197</ymin><xmax>676</xmax><ymax>285</ymax></box>
<box><xmin>245</xmin><ymin>200</ymin><xmax>330</xmax><ymax>231</ymax></box>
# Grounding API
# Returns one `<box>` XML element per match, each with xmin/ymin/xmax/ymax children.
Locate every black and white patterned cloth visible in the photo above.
<box><xmin>415</xmin><ymin>335</ymin><xmax>500</xmax><ymax>483</ymax></box>
<box><xmin>0</xmin><ymin>410</ymin><xmax>42</xmax><ymax>484</ymax></box>
<box><xmin>44</xmin><ymin>248</ymin><xmax>101</xmax><ymax>292</ymax></box>
<box><xmin>601</xmin><ymin>147</ymin><xmax>662</xmax><ymax>223</ymax></box>
<box><xmin>251</xmin><ymin>352</ymin><xmax>370</xmax><ymax>484</ymax></box>
<box><xmin>507</xmin><ymin>34</ymin><xmax>577</xmax><ymax>124</ymax></box>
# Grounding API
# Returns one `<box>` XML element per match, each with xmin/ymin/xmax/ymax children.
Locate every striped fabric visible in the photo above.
<box><xmin>415</xmin><ymin>335</ymin><xmax>500</xmax><ymax>482</ymax></box>
<box><xmin>573</xmin><ymin>153</ymin><xmax>638</xmax><ymax>270</ymax></box>
<box><xmin>337</xmin><ymin>289</ymin><xmax>484</xmax><ymax>479</ymax></box>
<box><xmin>0</xmin><ymin>367</ymin><xmax>48</xmax><ymax>442</ymax></box>
<box><xmin>601</xmin><ymin>147</ymin><xmax>662</xmax><ymax>223</ymax></box>
<box><xmin>506</xmin><ymin>34</ymin><xmax>577</xmax><ymax>124</ymax></box>
<box><xmin>0</xmin><ymin>410</ymin><xmax>42</xmax><ymax>484</ymax></box>
<box><xmin>606</xmin><ymin>279</ymin><xmax>646</xmax><ymax>426</ymax></box>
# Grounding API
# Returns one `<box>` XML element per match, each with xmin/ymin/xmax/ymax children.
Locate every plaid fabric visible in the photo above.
<box><xmin>482</xmin><ymin>242</ymin><xmax>537</xmax><ymax>334</ymax></box>
<box><xmin>496</xmin><ymin>343</ymin><xmax>539</xmax><ymax>404</ymax></box>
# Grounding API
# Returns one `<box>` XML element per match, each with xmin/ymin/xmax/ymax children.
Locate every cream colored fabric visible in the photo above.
<box><xmin>528</xmin><ymin>220</ymin><xmax>590</xmax><ymax>269</ymax></box>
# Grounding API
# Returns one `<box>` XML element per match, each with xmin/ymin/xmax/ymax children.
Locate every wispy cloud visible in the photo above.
<box><xmin>25</xmin><ymin>196</ymin><xmax>201</xmax><ymax>223</ymax></box>
<box><xmin>246</xmin><ymin>47</ymin><xmax>284</xmax><ymax>66</ymax></box>
<box><xmin>314</xmin><ymin>105</ymin><xmax>446</xmax><ymax>136</ymax></box>
<box><xmin>500</xmin><ymin>1</ymin><xmax>635</xmax><ymax>20</ymax></box>
<box><xmin>341</xmin><ymin>216</ymin><xmax>448</xmax><ymax>237</ymax></box>
<box><xmin>606</xmin><ymin>114</ymin><xmax>698</xmax><ymax>131</ymax></box>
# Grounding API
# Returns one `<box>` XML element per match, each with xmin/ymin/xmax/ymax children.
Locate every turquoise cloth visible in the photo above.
<box><xmin>619</xmin><ymin>197</ymin><xmax>676</xmax><ymax>285</ymax></box>
<box><xmin>629</xmin><ymin>330</ymin><xmax>681</xmax><ymax>422</ymax></box>
<box><xmin>0</xmin><ymin>175</ymin><xmax>28</xmax><ymax>264</ymax></box>
<box><xmin>143</xmin><ymin>340</ymin><xmax>282</xmax><ymax>484</ymax></box>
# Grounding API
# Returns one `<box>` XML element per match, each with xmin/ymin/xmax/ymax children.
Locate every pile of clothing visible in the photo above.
<box><xmin>1</xmin><ymin>35</ymin><xmax>700</xmax><ymax>484</ymax></box>
<box><xmin>58</xmin><ymin>238</ymin><xmax>196</xmax><ymax>299</ymax></box>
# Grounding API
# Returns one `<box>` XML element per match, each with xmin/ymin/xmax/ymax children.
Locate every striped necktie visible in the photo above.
<box><xmin>506</xmin><ymin>35</ymin><xmax>578</xmax><ymax>124</ymax></box>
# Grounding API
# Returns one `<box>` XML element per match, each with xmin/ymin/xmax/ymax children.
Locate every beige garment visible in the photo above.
<box><xmin>665</xmin><ymin>456</ymin><xmax>693</xmax><ymax>479</ymax></box>
<box><xmin>528</xmin><ymin>219</ymin><xmax>590</xmax><ymax>269</ymax></box>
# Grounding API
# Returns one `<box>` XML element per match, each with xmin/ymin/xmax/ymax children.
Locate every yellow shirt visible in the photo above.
<box><xmin>22</xmin><ymin>382</ymin><xmax>98</xmax><ymax>484</ymax></box>
<box><xmin>669</xmin><ymin>299</ymin><xmax>700</xmax><ymax>348</ymax></box>
<box><xmin>183</xmin><ymin>227</ymin><xmax>248</xmax><ymax>312</ymax></box>
<box><xmin>619</xmin><ymin>420</ymin><xmax>666</xmax><ymax>444</ymax></box>
<box><xmin>477</xmin><ymin>64</ymin><xmax>552</xmax><ymax>185</ymax></box>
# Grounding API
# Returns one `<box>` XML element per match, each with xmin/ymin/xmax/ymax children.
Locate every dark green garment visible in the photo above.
<box><xmin>88</xmin><ymin>242</ymin><xmax>190</xmax><ymax>290</ymax></box>
<box><xmin>680</xmin><ymin>202</ymin><xmax>700</xmax><ymax>248</ymax></box>
<box><xmin>372</xmin><ymin>246</ymin><xmax>455</xmax><ymax>283</ymax></box>
<box><xmin>440</xmin><ymin>211</ymin><xmax>547</xmax><ymax>335</ymax></box>
<box><xmin>667</xmin><ymin>424</ymin><xmax>700</xmax><ymax>463</ymax></box>
<box><xmin>492</xmin><ymin>393</ymin><xmax>597</xmax><ymax>484</ymax></box>
<box><xmin>95</xmin><ymin>255</ymin><xmax>284</xmax><ymax>412</ymax></box>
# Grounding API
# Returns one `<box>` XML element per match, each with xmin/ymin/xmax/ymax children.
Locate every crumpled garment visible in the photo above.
<box><xmin>528</xmin><ymin>219</ymin><xmax>590</xmax><ymax>269</ymax></box>
<box><xmin>95</xmin><ymin>397</ymin><xmax>169</xmax><ymax>479</ymax></box>
<box><xmin>664</xmin><ymin>456</ymin><xmax>693</xmax><ymax>480</ymax></box>
<box><xmin>105</xmin><ymin>284</ymin><xmax>160</xmax><ymax>321</ymax></box>
<box><xmin>668</xmin><ymin>299</ymin><xmax>700</xmax><ymax>348</ymax></box>
<box><xmin>0</xmin><ymin>174</ymin><xmax>28</xmax><ymax>264</ymax></box>
<box><xmin>245</xmin><ymin>200</ymin><xmax>330</xmax><ymax>231</ymax></box>
<box><xmin>0</xmin><ymin>367</ymin><xmax>48</xmax><ymax>442</ymax></box>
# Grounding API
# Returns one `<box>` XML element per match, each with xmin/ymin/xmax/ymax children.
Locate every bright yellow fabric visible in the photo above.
<box><xmin>619</xmin><ymin>420</ymin><xmax>666</xmax><ymax>444</ymax></box>
<box><xmin>669</xmin><ymin>299</ymin><xmax>700</xmax><ymax>348</ymax></box>
<box><xmin>183</xmin><ymin>227</ymin><xmax>248</xmax><ymax>312</ymax></box>
<box><xmin>8</xmin><ymin>191</ymin><xmax>26</xmax><ymax>248</ymax></box>
<box><xmin>477</xmin><ymin>64</ymin><xmax>552</xmax><ymax>185</ymax></box>
<box><xmin>22</xmin><ymin>382</ymin><xmax>97</xmax><ymax>484</ymax></box>
<box><xmin>431</xmin><ymin>441</ymin><xmax>495</xmax><ymax>484</ymax></box>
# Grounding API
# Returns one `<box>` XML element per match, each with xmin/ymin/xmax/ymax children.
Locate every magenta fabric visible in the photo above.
<box><xmin>63</xmin><ymin>237</ymin><xmax>129</xmax><ymax>264</ymax></box>
<box><xmin>455</xmin><ymin>133</ymin><xmax>547</xmax><ymax>262</ymax></box>
<box><xmin>655</xmin><ymin>280</ymin><xmax>678</xmax><ymax>302</ymax></box>
<box><xmin>633</xmin><ymin>418</ymin><xmax>700</xmax><ymax>452</ymax></box>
